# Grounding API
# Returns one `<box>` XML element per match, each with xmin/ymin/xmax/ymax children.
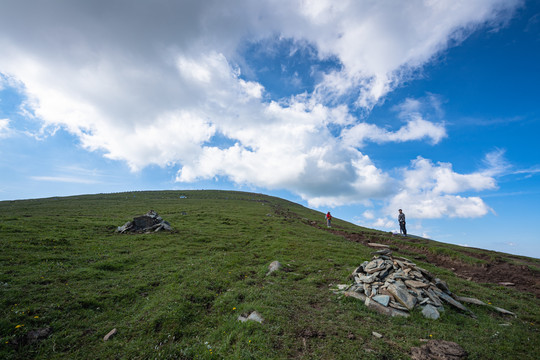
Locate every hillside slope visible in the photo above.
<box><xmin>1</xmin><ymin>190</ymin><xmax>539</xmax><ymax>359</ymax></box>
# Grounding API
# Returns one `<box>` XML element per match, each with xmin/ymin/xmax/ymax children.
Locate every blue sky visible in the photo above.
<box><xmin>1</xmin><ymin>0</ymin><xmax>539</xmax><ymax>258</ymax></box>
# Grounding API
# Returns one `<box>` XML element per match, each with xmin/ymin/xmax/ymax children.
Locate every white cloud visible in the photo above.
<box><xmin>342</xmin><ymin>94</ymin><xmax>448</xmax><ymax>147</ymax></box>
<box><xmin>0</xmin><ymin>118</ymin><xmax>12</xmax><ymax>138</ymax></box>
<box><xmin>304</xmin><ymin>0</ymin><xmax>520</xmax><ymax>108</ymax></box>
<box><xmin>342</xmin><ymin>116</ymin><xmax>446</xmax><ymax>148</ymax></box>
<box><xmin>482</xmin><ymin>148</ymin><xmax>510</xmax><ymax>176</ymax></box>
<box><xmin>30</xmin><ymin>176</ymin><xmax>100</xmax><ymax>185</ymax></box>
<box><xmin>373</xmin><ymin>217</ymin><xmax>394</xmax><ymax>229</ymax></box>
<box><xmin>363</xmin><ymin>210</ymin><xmax>375</xmax><ymax>220</ymax></box>
<box><xmin>0</xmin><ymin>0</ymin><xmax>521</xmax><ymax>206</ymax></box>
<box><xmin>388</xmin><ymin>156</ymin><xmax>499</xmax><ymax>219</ymax></box>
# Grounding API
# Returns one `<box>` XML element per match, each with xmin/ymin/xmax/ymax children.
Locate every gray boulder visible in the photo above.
<box><xmin>117</xmin><ymin>210</ymin><xmax>173</xmax><ymax>233</ymax></box>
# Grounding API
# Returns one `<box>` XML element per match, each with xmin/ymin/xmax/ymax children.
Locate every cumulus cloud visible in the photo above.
<box><xmin>305</xmin><ymin>0</ymin><xmax>520</xmax><ymax>108</ymax></box>
<box><xmin>388</xmin><ymin>155</ymin><xmax>499</xmax><ymax>219</ymax></box>
<box><xmin>341</xmin><ymin>116</ymin><xmax>446</xmax><ymax>148</ymax></box>
<box><xmin>0</xmin><ymin>0</ymin><xmax>521</xmax><ymax>206</ymax></box>
<box><xmin>341</xmin><ymin>95</ymin><xmax>447</xmax><ymax>148</ymax></box>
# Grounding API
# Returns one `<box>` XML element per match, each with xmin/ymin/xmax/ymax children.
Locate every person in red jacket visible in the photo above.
<box><xmin>326</xmin><ymin>212</ymin><xmax>332</xmax><ymax>228</ymax></box>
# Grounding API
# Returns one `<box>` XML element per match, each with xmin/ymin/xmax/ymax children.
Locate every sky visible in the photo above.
<box><xmin>0</xmin><ymin>0</ymin><xmax>539</xmax><ymax>258</ymax></box>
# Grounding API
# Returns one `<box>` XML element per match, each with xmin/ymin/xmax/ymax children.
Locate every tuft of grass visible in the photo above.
<box><xmin>0</xmin><ymin>190</ymin><xmax>539</xmax><ymax>359</ymax></box>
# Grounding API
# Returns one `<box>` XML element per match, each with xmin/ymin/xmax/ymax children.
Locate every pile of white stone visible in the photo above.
<box><xmin>335</xmin><ymin>246</ymin><xmax>516</xmax><ymax>319</ymax></box>
<box><xmin>339</xmin><ymin>248</ymin><xmax>469</xmax><ymax>319</ymax></box>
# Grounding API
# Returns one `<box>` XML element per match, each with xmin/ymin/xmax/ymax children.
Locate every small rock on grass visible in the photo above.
<box><xmin>492</xmin><ymin>306</ymin><xmax>516</xmax><ymax>316</ymax></box>
<box><xmin>372</xmin><ymin>331</ymin><xmax>383</xmax><ymax>338</ymax></box>
<box><xmin>26</xmin><ymin>327</ymin><xmax>52</xmax><ymax>344</ymax></box>
<box><xmin>103</xmin><ymin>328</ymin><xmax>117</xmax><ymax>341</ymax></box>
<box><xmin>455</xmin><ymin>296</ymin><xmax>486</xmax><ymax>306</ymax></box>
<box><xmin>238</xmin><ymin>311</ymin><xmax>264</xmax><ymax>324</ymax></box>
<box><xmin>367</xmin><ymin>243</ymin><xmax>390</xmax><ymax>248</ymax></box>
<box><xmin>266</xmin><ymin>261</ymin><xmax>282</xmax><ymax>276</ymax></box>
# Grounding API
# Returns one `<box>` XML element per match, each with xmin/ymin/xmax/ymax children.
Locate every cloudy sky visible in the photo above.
<box><xmin>1</xmin><ymin>0</ymin><xmax>539</xmax><ymax>257</ymax></box>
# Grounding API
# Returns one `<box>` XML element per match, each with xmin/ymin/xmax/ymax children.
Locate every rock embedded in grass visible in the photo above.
<box><xmin>103</xmin><ymin>328</ymin><xmax>117</xmax><ymax>341</ymax></box>
<box><xmin>266</xmin><ymin>260</ymin><xmax>282</xmax><ymax>275</ymax></box>
<box><xmin>237</xmin><ymin>311</ymin><xmax>264</xmax><ymax>324</ymax></box>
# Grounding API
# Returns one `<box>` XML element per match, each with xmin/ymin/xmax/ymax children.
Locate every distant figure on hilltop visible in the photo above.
<box><xmin>398</xmin><ymin>209</ymin><xmax>407</xmax><ymax>236</ymax></box>
<box><xmin>326</xmin><ymin>211</ymin><xmax>332</xmax><ymax>228</ymax></box>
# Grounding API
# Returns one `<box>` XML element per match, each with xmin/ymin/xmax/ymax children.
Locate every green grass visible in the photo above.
<box><xmin>0</xmin><ymin>190</ymin><xmax>539</xmax><ymax>359</ymax></box>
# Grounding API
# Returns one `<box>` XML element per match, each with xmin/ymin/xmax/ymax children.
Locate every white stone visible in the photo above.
<box><xmin>422</xmin><ymin>305</ymin><xmax>440</xmax><ymax>320</ymax></box>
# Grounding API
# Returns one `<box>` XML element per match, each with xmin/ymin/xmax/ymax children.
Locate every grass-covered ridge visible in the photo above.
<box><xmin>1</xmin><ymin>190</ymin><xmax>539</xmax><ymax>359</ymax></box>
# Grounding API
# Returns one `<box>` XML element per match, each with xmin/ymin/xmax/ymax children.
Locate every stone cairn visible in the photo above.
<box><xmin>336</xmin><ymin>245</ymin><xmax>516</xmax><ymax>319</ymax></box>
<box><xmin>338</xmin><ymin>246</ymin><xmax>470</xmax><ymax>319</ymax></box>
<box><xmin>117</xmin><ymin>210</ymin><xmax>173</xmax><ymax>233</ymax></box>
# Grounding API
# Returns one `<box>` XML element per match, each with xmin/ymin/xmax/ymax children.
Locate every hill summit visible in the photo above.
<box><xmin>0</xmin><ymin>190</ymin><xmax>538</xmax><ymax>359</ymax></box>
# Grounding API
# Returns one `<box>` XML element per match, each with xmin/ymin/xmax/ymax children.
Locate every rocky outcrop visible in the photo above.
<box><xmin>117</xmin><ymin>210</ymin><xmax>173</xmax><ymax>233</ymax></box>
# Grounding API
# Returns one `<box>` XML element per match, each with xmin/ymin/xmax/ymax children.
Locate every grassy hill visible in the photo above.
<box><xmin>0</xmin><ymin>190</ymin><xmax>538</xmax><ymax>359</ymax></box>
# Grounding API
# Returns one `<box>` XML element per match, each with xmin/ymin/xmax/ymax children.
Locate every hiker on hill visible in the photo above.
<box><xmin>398</xmin><ymin>209</ymin><xmax>407</xmax><ymax>236</ymax></box>
<box><xmin>326</xmin><ymin>212</ymin><xmax>332</xmax><ymax>228</ymax></box>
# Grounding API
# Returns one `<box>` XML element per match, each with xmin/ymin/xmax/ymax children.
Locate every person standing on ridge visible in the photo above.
<box><xmin>398</xmin><ymin>209</ymin><xmax>407</xmax><ymax>236</ymax></box>
<box><xmin>326</xmin><ymin>212</ymin><xmax>332</xmax><ymax>228</ymax></box>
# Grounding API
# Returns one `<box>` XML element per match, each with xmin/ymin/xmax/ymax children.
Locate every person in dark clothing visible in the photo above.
<box><xmin>398</xmin><ymin>209</ymin><xmax>407</xmax><ymax>236</ymax></box>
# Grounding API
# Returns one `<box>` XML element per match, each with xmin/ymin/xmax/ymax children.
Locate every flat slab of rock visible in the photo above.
<box><xmin>344</xmin><ymin>291</ymin><xmax>367</xmax><ymax>302</ymax></box>
<box><xmin>455</xmin><ymin>296</ymin><xmax>486</xmax><ymax>306</ymax></box>
<box><xmin>365</xmin><ymin>298</ymin><xmax>409</xmax><ymax>317</ymax></box>
<box><xmin>358</xmin><ymin>274</ymin><xmax>378</xmax><ymax>283</ymax></box>
<box><xmin>372</xmin><ymin>294</ymin><xmax>391</xmax><ymax>307</ymax></box>
<box><xmin>103</xmin><ymin>328</ymin><xmax>117</xmax><ymax>341</ymax></box>
<box><xmin>438</xmin><ymin>292</ymin><xmax>470</xmax><ymax>313</ymax></box>
<box><xmin>368</xmin><ymin>243</ymin><xmax>390</xmax><ymax>248</ymax></box>
<box><xmin>387</xmin><ymin>283</ymin><xmax>417</xmax><ymax>310</ymax></box>
<box><xmin>405</xmin><ymin>280</ymin><xmax>430</xmax><ymax>288</ymax></box>
<box><xmin>492</xmin><ymin>306</ymin><xmax>516</xmax><ymax>316</ymax></box>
